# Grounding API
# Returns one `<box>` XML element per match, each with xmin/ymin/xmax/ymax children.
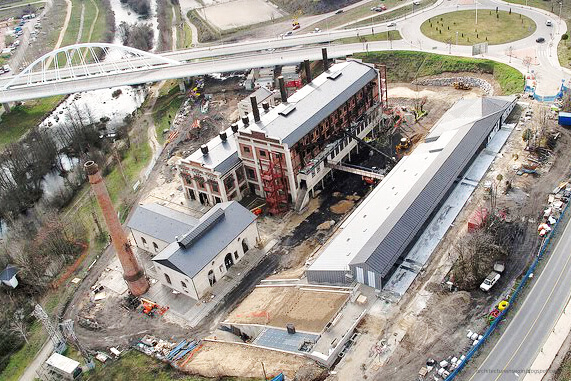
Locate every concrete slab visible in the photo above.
<box><xmin>253</xmin><ymin>328</ymin><xmax>319</xmax><ymax>353</ymax></box>
<box><xmin>98</xmin><ymin>257</ymin><xmax>129</xmax><ymax>295</ymax></box>
<box><xmin>381</xmin><ymin>124</ymin><xmax>515</xmax><ymax>298</ymax></box>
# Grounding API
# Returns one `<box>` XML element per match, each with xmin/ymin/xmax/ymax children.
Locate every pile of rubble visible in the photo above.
<box><xmin>413</xmin><ymin>77</ymin><xmax>493</xmax><ymax>95</ymax></box>
<box><xmin>538</xmin><ymin>181</ymin><xmax>571</xmax><ymax>237</ymax></box>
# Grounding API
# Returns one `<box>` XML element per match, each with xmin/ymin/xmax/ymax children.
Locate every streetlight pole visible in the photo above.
<box><xmin>559</xmin><ymin>2</ymin><xmax>563</xmax><ymax>27</ymax></box>
<box><xmin>475</xmin><ymin>0</ymin><xmax>478</xmax><ymax>25</ymax></box>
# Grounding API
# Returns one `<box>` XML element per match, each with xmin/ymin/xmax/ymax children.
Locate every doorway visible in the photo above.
<box><xmin>242</xmin><ymin>238</ymin><xmax>249</xmax><ymax>253</ymax></box>
<box><xmin>224</xmin><ymin>253</ymin><xmax>234</xmax><ymax>270</ymax></box>
<box><xmin>208</xmin><ymin>269</ymin><xmax>216</xmax><ymax>286</ymax></box>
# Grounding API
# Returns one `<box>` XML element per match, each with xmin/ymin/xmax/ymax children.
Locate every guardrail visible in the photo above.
<box><xmin>445</xmin><ymin>190</ymin><xmax>571</xmax><ymax>380</ymax></box>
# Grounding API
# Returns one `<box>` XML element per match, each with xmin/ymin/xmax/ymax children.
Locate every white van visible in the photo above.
<box><xmin>546</xmin><ymin>20</ymin><xmax>553</xmax><ymax>26</ymax></box>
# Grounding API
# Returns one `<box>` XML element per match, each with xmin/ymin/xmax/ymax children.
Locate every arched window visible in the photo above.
<box><xmin>164</xmin><ymin>273</ymin><xmax>171</xmax><ymax>284</ymax></box>
<box><xmin>208</xmin><ymin>270</ymin><xmax>216</xmax><ymax>286</ymax></box>
<box><xmin>141</xmin><ymin>237</ymin><xmax>147</xmax><ymax>246</ymax></box>
<box><xmin>181</xmin><ymin>281</ymin><xmax>187</xmax><ymax>289</ymax></box>
<box><xmin>242</xmin><ymin>238</ymin><xmax>249</xmax><ymax>253</ymax></box>
<box><xmin>234</xmin><ymin>251</ymin><xmax>239</xmax><ymax>260</ymax></box>
<box><xmin>153</xmin><ymin>242</ymin><xmax>159</xmax><ymax>252</ymax></box>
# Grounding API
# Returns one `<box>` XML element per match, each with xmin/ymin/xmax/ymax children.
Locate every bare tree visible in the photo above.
<box><xmin>9</xmin><ymin>309</ymin><xmax>29</xmax><ymax>344</ymax></box>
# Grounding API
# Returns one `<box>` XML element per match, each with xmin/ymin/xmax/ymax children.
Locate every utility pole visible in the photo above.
<box><xmin>261</xmin><ymin>362</ymin><xmax>268</xmax><ymax>381</ymax></box>
<box><xmin>456</xmin><ymin>31</ymin><xmax>459</xmax><ymax>45</ymax></box>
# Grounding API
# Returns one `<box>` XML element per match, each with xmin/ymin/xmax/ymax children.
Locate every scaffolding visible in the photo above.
<box><xmin>260</xmin><ymin>152</ymin><xmax>289</xmax><ymax>215</ymax></box>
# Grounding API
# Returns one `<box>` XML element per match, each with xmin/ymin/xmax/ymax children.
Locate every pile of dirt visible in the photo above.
<box><xmin>330</xmin><ymin>199</ymin><xmax>355</xmax><ymax>214</ymax></box>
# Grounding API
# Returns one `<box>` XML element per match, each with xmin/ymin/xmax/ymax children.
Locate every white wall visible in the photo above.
<box><xmin>154</xmin><ymin>222</ymin><xmax>259</xmax><ymax>300</ymax></box>
<box><xmin>193</xmin><ymin>222</ymin><xmax>259</xmax><ymax>298</ymax></box>
<box><xmin>154</xmin><ymin>261</ymin><xmax>199</xmax><ymax>299</ymax></box>
<box><xmin>130</xmin><ymin>229</ymin><xmax>170</xmax><ymax>254</ymax></box>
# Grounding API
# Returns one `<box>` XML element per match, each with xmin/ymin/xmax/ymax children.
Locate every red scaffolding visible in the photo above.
<box><xmin>260</xmin><ymin>152</ymin><xmax>289</xmax><ymax>215</ymax></box>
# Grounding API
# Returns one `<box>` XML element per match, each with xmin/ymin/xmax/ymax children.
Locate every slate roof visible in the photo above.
<box><xmin>127</xmin><ymin>204</ymin><xmax>198</xmax><ymax>243</ymax></box>
<box><xmin>152</xmin><ymin>201</ymin><xmax>257</xmax><ymax>278</ymax></box>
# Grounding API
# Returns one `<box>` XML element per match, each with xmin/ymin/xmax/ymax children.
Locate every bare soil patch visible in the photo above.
<box><xmin>225</xmin><ymin>286</ymin><xmax>348</xmax><ymax>332</ymax></box>
<box><xmin>182</xmin><ymin>340</ymin><xmax>321</xmax><ymax>379</ymax></box>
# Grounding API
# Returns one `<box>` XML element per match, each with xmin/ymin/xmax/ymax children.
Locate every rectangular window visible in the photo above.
<box><xmin>244</xmin><ymin>146</ymin><xmax>251</xmax><ymax>153</ymax></box>
<box><xmin>246</xmin><ymin>167</ymin><xmax>256</xmax><ymax>180</ymax></box>
<box><xmin>210</xmin><ymin>181</ymin><xmax>219</xmax><ymax>193</ymax></box>
<box><xmin>259</xmin><ymin>150</ymin><xmax>267</xmax><ymax>157</ymax></box>
<box><xmin>236</xmin><ymin>168</ymin><xmax>245</xmax><ymax>182</ymax></box>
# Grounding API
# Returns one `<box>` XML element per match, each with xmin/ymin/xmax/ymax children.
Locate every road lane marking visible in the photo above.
<box><xmin>469</xmin><ymin>218</ymin><xmax>571</xmax><ymax>381</ymax></box>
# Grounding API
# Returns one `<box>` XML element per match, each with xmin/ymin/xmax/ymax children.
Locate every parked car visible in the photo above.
<box><xmin>480</xmin><ymin>261</ymin><xmax>505</xmax><ymax>292</ymax></box>
<box><xmin>387</xmin><ymin>22</ymin><xmax>397</xmax><ymax>27</ymax></box>
<box><xmin>335</xmin><ymin>9</ymin><xmax>344</xmax><ymax>14</ymax></box>
<box><xmin>284</xmin><ymin>31</ymin><xmax>293</xmax><ymax>37</ymax></box>
<box><xmin>536</xmin><ymin>37</ymin><xmax>545</xmax><ymax>43</ymax></box>
<box><xmin>546</xmin><ymin>20</ymin><xmax>553</xmax><ymax>26</ymax></box>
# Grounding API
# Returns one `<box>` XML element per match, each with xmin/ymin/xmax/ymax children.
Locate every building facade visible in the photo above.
<box><xmin>152</xmin><ymin>201</ymin><xmax>259</xmax><ymax>300</ymax></box>
<box><xmin>178</xmin><ymin>60</ymin><xmax>388</xmax><ymax>213</ymax></box>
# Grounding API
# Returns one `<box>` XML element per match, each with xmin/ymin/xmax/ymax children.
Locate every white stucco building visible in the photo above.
<box><xmin>149</xmin><ymin>201</ymin><xmax>259</xmax><ymax>300</ymax></box>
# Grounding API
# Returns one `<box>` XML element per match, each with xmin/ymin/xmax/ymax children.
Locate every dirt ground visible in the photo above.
<box><xmin>182</xmin><ymin>340</ymin><xmax>322</xmax><ymax>379</ymax></box>
<box><xmin>199</xmin><ymin>0</ymin><xmax>286</xmax><ymax>31</ymax></box>
<box><xmin>225</xmin><ymin>286</ymin><xmax>349</xmax><ymax>333</ymax></box>
<box><xmin>330</xmin><ymin>100</ymin><xmax>571</xmax><ymax>380</ymax></box>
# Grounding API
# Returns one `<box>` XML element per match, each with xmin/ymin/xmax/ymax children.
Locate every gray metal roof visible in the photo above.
<box><xmin>307</xmin><ymin>96</ymin><xmax>516</xmax><ymax>280</ymax></box>
<box><xmin>181</xmin><ymin>60</ymin><xmax>377</xmax><ymax>176</ymax></box>
<box><xmin>352</xmin><ymin>104</ymin><xmax>512</xmax><ymax>277</ymax></box>
<box><xmin>153</xmin><ymin>201</ymin><xmax>257</xmax><ymax>278</ymax></box>
<box><xmin>127</xmin><ymin>204</ymin><xmax>198</xmax><ymax>243</ymax></box>
<box><xmin>246</xmin><ymin>60</ymin><xmax>377</xmax><ymax>146</ymax></box>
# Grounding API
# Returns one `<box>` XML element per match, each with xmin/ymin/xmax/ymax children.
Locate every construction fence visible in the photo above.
<box><xmin>445</xmin><ymin>188</ymin><xmax>571</xmax><ymax>380</ymax></box>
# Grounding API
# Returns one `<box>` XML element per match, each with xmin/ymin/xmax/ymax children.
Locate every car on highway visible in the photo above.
<box><xmin>292</xmin><ymin>24</ymin><xmax>300</xmax><ymax>30</ymax></box>
<box><xmin>335</xmin><ymin>9</ymin><xmax>344</xmax><ymax>14</ymax></box>
<box><xmin>284</xmin><ymin>31</ymin><xmax>293</xmax><ymax>37</ymax></box>
<box><xmin>387</xmin><ymin>22</ymin><xmax>397</xmax><ymax>27</ymax></box>
<box><xmin>371</xmin><ymin>5</ymin><xmax>387</xmax><ymax>12</ymax></box>
<box><xmin>311</xmin><ymin>28</ymin><xmax>321</xmax><ymax>33</ymax></box>
<box><xmin>536</xmin><ymin>37</ymin><xmax>545</xmax><ymax>43</ymax></box>
<box><xmin>413</xmin><ymin>0</ymin><xmax>421</xmax><ymax>5</ymax></box>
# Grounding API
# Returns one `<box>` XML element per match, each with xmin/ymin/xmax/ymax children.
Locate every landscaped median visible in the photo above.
<box><xmin>354</xmin><ymin>51</ymin><xmax>524</xmax><ymax>95</ymax></box>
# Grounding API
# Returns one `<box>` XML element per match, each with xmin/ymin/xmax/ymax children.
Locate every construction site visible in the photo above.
<box><xmin>24</xmin><ymin>46</ymin><xmax>571</xmax><ymax>381</ymax></box>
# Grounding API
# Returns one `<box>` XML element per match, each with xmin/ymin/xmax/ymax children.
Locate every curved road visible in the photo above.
<box><xmin>0</xmin><ymin>0</ymin><xmax>567</xmax><ymax>102</ymax></box>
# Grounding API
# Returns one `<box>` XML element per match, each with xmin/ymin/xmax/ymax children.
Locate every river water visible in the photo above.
<box><xmin>0</xmin><ymin>0</ymin><xmax>161</xmax><ymax>239</ymax></box>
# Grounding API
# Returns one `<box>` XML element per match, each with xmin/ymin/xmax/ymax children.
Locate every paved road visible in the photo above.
<box><xmin>0</xmin><ymin>0</ymin><xmax>566</xmax><ymax>102</ymax></box>
<box><xmin>465</xmin><ymin>215</ymin><xmax>571</xmax><ymax>380</ymax></box>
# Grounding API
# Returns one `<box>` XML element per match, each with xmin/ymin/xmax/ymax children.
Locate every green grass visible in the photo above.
<box><xmin>420</xmin><ymin>10</ymin><xmax>536</xmax><ymax>45</ymax></box>
<box><xmin>346</xmin><ymin>0</ymin><xmax>438</xmax><ymax>28</ymax></box>
<box><xmin>153</xmin><ymin>85</ymin><xmax>184</xmax><ymax>145</ymax></box>
<box><xmin>83</xmin><ymin>350</ymin><xmax>257</xmax><ymax>381</ymax></box>
<box><xmin>0</xmin><ymin>322</ymin><xmax>47</xmax><ymax>381</ymax></box>
<box><xmin>0</xmin><ymin>96</ymin><xmax>62</xmax><ymax>148</ymax></box>
<box><xmin>355</xmin><ymin>50</ymin><xmax>524</xmax><ymax>94</ymax></box>
<box><xmin>336</xmin><ymin>30</ymin><xmax>402</xmax><ymax>44</ymax></box>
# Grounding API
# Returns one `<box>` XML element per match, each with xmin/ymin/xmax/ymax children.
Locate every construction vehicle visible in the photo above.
<box><xmin>396</xmin><ymin>137</ymin><xmax>411</xmax><ymax>153</ymax></box>
<box><xmin>292</xmin><ymin>9</ymin><xmax>302</xmax><ymax>30</ymax></box>
<box><xmin>479</xmin><ymin>262</ymin><xmax>505</xmax><ymax>292</ymax></box>
<box><xmin>453</xmin><ymin>81</ymin><xmax>472</xmax><ymax>90</ymax></box>
<box><xmin>140</xmin><ymin>298</ymin><xmax>169</xmax><ymax>317</ymax></box>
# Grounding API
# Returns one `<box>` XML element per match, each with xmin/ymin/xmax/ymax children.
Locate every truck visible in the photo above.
<box><xmin>480</xmin><ymin>262</ymin><xmax>505</xmax><ymax>292</ymax></box>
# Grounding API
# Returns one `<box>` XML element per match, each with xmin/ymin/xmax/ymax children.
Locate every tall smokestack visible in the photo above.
<box><xmin>322</xmin><ymin>48</ymin><xmax>329</xmax><ymax>72</ymax></box>
<box><xmin>250</xmin><ymin>95</ymin><xmax>260</xmax><ymax>123</ymax></box>
<box><xmin>84</xmin><ymin>161</ymin><xmax>149</xmax><ymax>296</ymax></box>
<box><xmin>278</xmin><ymin>76</ymin><xmax>287</xmax><ymax>103</ymax></box>
<box><xmin>304</xmin><ymin>60</ymin><xmax>312</xmax><ymax>83</ymax></box>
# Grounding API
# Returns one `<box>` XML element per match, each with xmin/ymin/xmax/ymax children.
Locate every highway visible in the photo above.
<box><xmin>0</xmin><ymin>0</ymin><xmax>568</xmax><ymax>103</ymax></box>
<box><xmin>466</xmin><ymin>215</ymin><xmax>571</xmax><ymax>381</ymax></box>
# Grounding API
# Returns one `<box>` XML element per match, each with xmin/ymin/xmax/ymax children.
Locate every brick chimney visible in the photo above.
<box><xmin>84</xmin><ymin>161</ymin><xmax>149</xmax><ymax>296</ymax></box>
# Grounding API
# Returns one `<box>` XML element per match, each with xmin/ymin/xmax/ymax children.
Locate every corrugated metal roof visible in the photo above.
<box><xmin>127</xmin><ymin>204</ymin><xmax>198</xmax><ymax>243</ymax></box>
<box><xmin>152</xmin><ymin>201</ymin><xmax>257</xmax><ymax>278</ymax></box>
<box><xmin>307</xmin><ymin>96</ymin><xmax>516</xmax><ymax>279</ymax></box>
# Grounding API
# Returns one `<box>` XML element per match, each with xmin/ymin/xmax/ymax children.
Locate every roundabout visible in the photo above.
<box><xmin>420</xmin><ymin>9</ymin><xmax>536</xmax><ymax>45</ymax></box>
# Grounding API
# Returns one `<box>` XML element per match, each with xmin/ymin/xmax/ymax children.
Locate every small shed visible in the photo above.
<box><xmin>0</xmin><ymin>265</ymin><xmax>18</xmax><ymax>288</ymax></box>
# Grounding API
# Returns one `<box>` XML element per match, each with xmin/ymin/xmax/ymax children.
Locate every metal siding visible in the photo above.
<box><xmin>306</xmin><ymin>269</ymin><xmax>350</xmax><ymax>285</ymax></box>
<box><xmin>367</xmin><ymin>271</ymin><xmax>376</xmax><ymax>288</ymax></box>
<box><xmin>359</xmin><ymin>110</ymin><xmax>505</xmax><ymax>277</ymax></box>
